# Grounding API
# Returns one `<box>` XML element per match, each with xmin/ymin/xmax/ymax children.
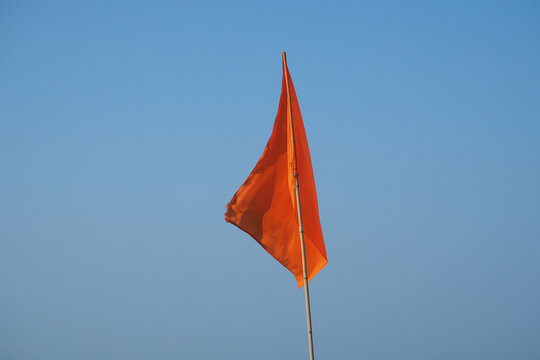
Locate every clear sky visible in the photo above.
<box><xmin>1</xmin><ymin>1</ymin><xmax>539</xmax><ymax>359</ymax></box>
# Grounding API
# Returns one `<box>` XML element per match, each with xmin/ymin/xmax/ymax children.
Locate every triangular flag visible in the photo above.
<box><xmin>225</xmin><ymin>53</ymin><xmax>327</xmax><ymax>287</ymax></box>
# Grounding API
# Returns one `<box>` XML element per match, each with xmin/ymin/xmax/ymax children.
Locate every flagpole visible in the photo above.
<box><xmin>283</xmin><ymin>51</ymin><xmax>316</xmax><ymax>360</ymax></box>
<box><xmin>295</xmin><ymin>176</ymin><xmax>316</xmax><ymax>360</ymax></box>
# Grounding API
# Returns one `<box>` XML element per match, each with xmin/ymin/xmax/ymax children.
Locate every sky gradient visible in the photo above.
<box><xmin>1</xmin><ymin>1</ymin><xmax>539</xmax><ymax>359</ymax></box>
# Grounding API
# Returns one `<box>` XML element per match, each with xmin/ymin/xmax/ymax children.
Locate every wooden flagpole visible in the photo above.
<box><xmin>283</xmin><ymin>51</ymin><xmax>316</xmax><ymax>360</ymax></box>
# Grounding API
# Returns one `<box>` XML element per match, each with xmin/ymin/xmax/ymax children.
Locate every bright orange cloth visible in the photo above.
<box><xmin>225</xmin><ymin>53</ymin><xmax>327</xmax><ymax>287</ymax></box>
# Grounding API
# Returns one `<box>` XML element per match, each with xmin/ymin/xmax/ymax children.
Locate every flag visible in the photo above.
<box><xmin>225</xmin><ymin>53</ymin><xmax>327</xmax><ymax>287</ymax></box>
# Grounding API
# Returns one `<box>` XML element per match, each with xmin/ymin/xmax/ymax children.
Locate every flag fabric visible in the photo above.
<box><xmin>225</xmin><ymin>53</ymin><xmax>327</xmax><ymax>287</ymax></box>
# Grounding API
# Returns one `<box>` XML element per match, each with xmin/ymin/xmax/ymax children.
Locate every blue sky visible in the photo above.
<box><xmin>1</xmin><ymin>1</ymin><xmax>539</xmax><ymax>359</ymax></box>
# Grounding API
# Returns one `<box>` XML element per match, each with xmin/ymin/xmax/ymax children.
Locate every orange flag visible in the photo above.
<box><xmin>225</xmin><ymin>53</ymin><xmax>327</xmax><ymax>287</ymax></box>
